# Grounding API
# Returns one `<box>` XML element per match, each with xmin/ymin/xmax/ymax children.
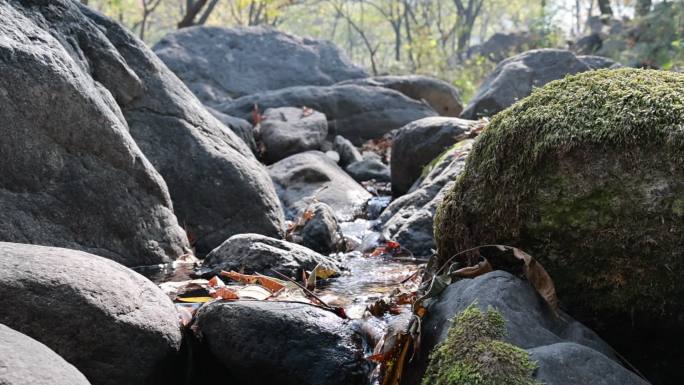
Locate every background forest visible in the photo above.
<box><xmin>82</xmin><ymin>0</ymin><xmax>684</xmax><ymax>100</ymax></box>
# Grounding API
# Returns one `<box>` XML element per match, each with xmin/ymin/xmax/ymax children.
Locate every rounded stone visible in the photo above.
<box><xmin>434</xmin><ymin>69</ymin><xmax>684</xmax><ymax>375</ymax></box>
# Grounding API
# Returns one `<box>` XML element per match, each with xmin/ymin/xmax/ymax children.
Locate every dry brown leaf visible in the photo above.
<box><xmin>220</xmin><ymin>270</ymin><xmax>285</xmax><ymax>293</ymax></box>
<box><xmin>510</xmin><ymin>247</ymin><xmax>559</xmax><ymax>314</ymax></box>
<box><xmin>207</xmin><ymin>276</ymin><xmax>225</xmax><ymax>288</ymax></box>
<box><xmin>210</xmin><ymin>287</ymin><xmax>239</xmax><ymax>300</ymax></box>
<box><xmin>452</xmin><ymin>258</ymin><xmax>493</xmax><ymax>278</ymax></box>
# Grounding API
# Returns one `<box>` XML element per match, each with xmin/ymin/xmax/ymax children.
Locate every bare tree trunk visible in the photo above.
<box><xmin>597</xmin><ymin>0</ymin><xmax>613</xmax><ymax>16</ymax></box>
<box><xmin>330</xmin><ymin>1</ymin><xmax>379</xmax><ymax>75</ymax></box>
<box><xmin>452</xmin><ymin>0</ymin><xmax>485</xmax><ymax>60</ymax></box>
<box><xmin>140</xmin><ymin>0</ymin><xmax>162</xmax><ymax>41</ymax></box>
<box><xmin>635</xmin><ymin>0</ymin><xmax>651</xmax><ymax>16</ymax></box>
<box><xmin>178</xmin><ymin>0</ymin><xmax>218</xmax><ymax>28</ymax></box>
<box><xmin>575</xmin><ymin>0</ymin><xmax>581</xmax><ymax>35</ymax></box>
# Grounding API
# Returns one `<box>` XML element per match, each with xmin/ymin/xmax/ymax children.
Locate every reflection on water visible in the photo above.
<box><xmin>318</xmin><ymin>252</ymin><xmax>419</xmax><ymax>319</ymax></box>
<box><xmin>133</xmin><ymin>262</ymin><xmax>196</xmax><ymax>284</ymax></box>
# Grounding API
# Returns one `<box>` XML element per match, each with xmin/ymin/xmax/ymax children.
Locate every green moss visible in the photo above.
<box><xmin>420</xmin><ymin>140</ymin><xmax>472</xmax><ymax>178</ymax></box>
<box><xmin>434</xmin><ymin>68</ymin><xmax>684</xmax><ymax>329</ymax></box>
<box><xmin>422</xmin><ymin>305</ymin><xmax>537</xmax><ymax>385</ymax></box>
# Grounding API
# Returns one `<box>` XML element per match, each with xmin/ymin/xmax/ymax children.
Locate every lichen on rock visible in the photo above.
<box><xmin>422</xmin><ymin>305</ymin><xmax>537</xmax><ymax>385</ymax></box>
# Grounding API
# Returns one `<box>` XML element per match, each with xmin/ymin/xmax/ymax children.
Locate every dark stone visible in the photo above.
<box><xmin>391</xmin><ymin>117</ymin><xmax>476</xmax><ymax>196</ymax></box>
<box><xmin>290</xmin><ymin>202</ymin><xmax>345</xmax><ymax>255</ymax></box>
<box><xmin>461</xmin><ymin>49</ymin><xmax>595</xmax><ymax>119</ymax></box>
<box><xmin>269</xmin><ymin>151</ymin><xmax>371</xmax><ymax>220</ymax></box>
<box><xmin>345</xmin><ymin>157</ymin><xmax>391</xmax><ymax>183</ymax></box>
<box><xmin>334</xmin><ymin>135</ymin><xmax>363</xmax><ymax>167</ymax></box>
<box><xmin>77</xmin><ymin>7</ymin><xmax>286</xmax><ymax>255</ymax></box>
<box><xmin>529</xmin><ymin>343</ymin><xmax>648</xmax><ymax>385</ymax></box>
<box><xmin>0</xmin><ymin>0</ymin><xmax>189</xmax><ymax>266</ymax></box>
<box><xmin>381</xmin><ymin>140</ymin><xmax>472</xmax><ymax>257</ymax></box>
<box><xmin>218</xmin><ymin>85</ymin><xmax>437</xmax><ymax>144</ymax></box>
<box><xmin>260</xmin><ymin>107</ymin><xmax>328</xmax><ymax>163</ymax></box>
<box><xmin>0</xmin><ymin>242</ymin><xmax>183</xmax><ymax>385</ymax></box>
<box><xmin>0</xmin><ymin>324</ymin><xmax>91</xmax><ymax>385</ymax></box>
<box><xmin>339</xmin><ymin>75</ymin><xmax>463</xmax><ymax>116</ymax></box>
<box><xmin>206</xmin><ymin>106</ymin><xmax>257</xmax><ymax>153</ymax></box>
<box><xmin>402</xmin><ymin>271</ymin><xmax>646</xmax><ymax>385</ymax></box>
<box><xmin>203</xmin><ymin>233</ymin><xmax>340</xmax><ymax>278</ymax></box>
<box><xmin>153</xmin><ymin>26</ymin><xmax>368</xmax><ymax>103</ymax></box>
<box><xmin>196</xmin><ymin>301</ymin><xmax>370</xmax><ymax>385</ymax></box>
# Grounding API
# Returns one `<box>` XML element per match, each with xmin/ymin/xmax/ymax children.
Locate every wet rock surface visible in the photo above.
<box><xmin>0</xmin><ymin>324</ymin><xmax>91</xmax><ymax>385</ymax></box>
<box><xmin>154</xmin><ymin>26</ymin><xmax>368</xmax><ymax>103</ymax></box>
<box><xmin>196</xmin><ymin>301</ymin><xmax>371</xmax><ymax>385</ymax></box>
<box><xmin>0</xmin><ymin>242</ymin><xmax>182</xmax><ymax>385</ymax></box>
<box><xmin>203</xmin><ymin>233</ymin><xmax>341</xmax><ymax>277</ymax></box>
<box><xmin>218</xmin><ymin>85</ymin><xmax>437</xmax><ymax>144</ymax></box>
<box><xmin>269</xmin><ymin>151</ymin><xmax>372</xmax><ymax>219</ymax></box>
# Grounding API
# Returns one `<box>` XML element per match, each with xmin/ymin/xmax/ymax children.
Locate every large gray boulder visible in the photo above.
<box><xmin>391</xmin><ymin>117</ymin><xmax>477</xmax><ymax>196</ymax></box>
<box><xmin>153</xmin><ymin>26</ymin><xmax>368</xmax><ymax>104</ymax></box>
<box><xmin>75</xmin><ymin>6</ymin><xmax>286</xmax><ymax>255</ymax></box>
<box><xmin>461</xmin><ymin>49</ymin><xmax>616</xmax><ymax>119</ymax></box>
<box><xmin>0</xmin><ymin>0</ymin><xmax>188</xmax><ymax>266</ymax></box>
<box><xmin>339</xmin><ymin>75</ymin><xmax>463</xmax><ymax>116</ymax></box>
<box><xmin>196</xmin><ymin>301</ymin><xmax>370</xmax><ymax>385</ymax></box>
<box><xmin>0</xmin><ymin>324</ymin><xmax>91</xmax><ymax>385</ymax></box>
<box><xmin>203</xmin><ymin>233</ymin><xmax>340</xmax><ymax>278</ymax></box>
<box><xmin>269</xmin><ymin>151</ymin><xmax>372</xmax><ymax>219</ymax></box>
<box><xmin>381</xmin><ymin>140</ymin><xmax>472</xmax><ymax>257</ymax></box>
<box><xmin>402</xmin><ymin>271</ymin><xmax>648</xmax><ymax>385</ymax></box>
<box><xmin>0</xmin><ymin>243</ymin><xmax>183</xmax><ymax>385</ymax></box>
<box><xmin>260</xmin><ymin>107</ymin><xmax>328</xmax><ymax>163</ymax></box>
<box><xmin>218</xmin><ymin>85</ymin><xmax>437</xmax><ymax>144</ymax></box>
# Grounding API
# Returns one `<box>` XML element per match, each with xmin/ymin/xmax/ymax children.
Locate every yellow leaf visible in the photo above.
<box><xmin>176</xmin><ymin>297</ymin><xmax>214</xmax><ymax>303</ymax></box>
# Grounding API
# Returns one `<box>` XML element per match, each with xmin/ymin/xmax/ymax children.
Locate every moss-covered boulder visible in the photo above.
<box><xmin>433</xmin><ymin>68</ymin><xmax>684</xmax><ymax>382</ymax></box>
<box><xmin>422</xmin><ymin>305</ymin><xmax>537</xmax><ymax>385</ymax></box>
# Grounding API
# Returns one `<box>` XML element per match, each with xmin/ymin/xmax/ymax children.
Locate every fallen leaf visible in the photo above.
<box><xmin>511</xmin><ymin>247</ymin><xmax>559</xmax><ymax>314</ymax></box>
<box><xmin>220</xmin><ymin>270</ymin><xmax>286</xmax><ymax>293</ymax></box>
<box><xmin>452</xmin><ymin>257</ymin><xmax>493</xmax><ymax>278</ymax></box>
<box><xmin>176</xmin><ymin>297</ymin><xmax>214</xmax><ymax>303</ymax></box>
<box><xmin>210</xmin><ymin>286</ymin><xmax>239</xmax><ymax>300</ymax></box>
<box><xmin>237</xmin><ymin>285</ymin><xmax>273</xmax><ymax>300</ymax></box>
<box><xmin>207</xmin><ymin>276</ymin><xmax>225</xmax><ymax>288</ymax></box>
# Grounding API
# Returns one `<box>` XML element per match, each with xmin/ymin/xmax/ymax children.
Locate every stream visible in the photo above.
<box><xmin>134</xmin><ymin>196</ymin><xmax>422</xmax><ymax>323</ymax></box>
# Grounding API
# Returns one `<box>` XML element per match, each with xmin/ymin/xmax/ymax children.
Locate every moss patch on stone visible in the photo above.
<box><xmin>422</xmin><ymin>305</ymin><xmax>537</xmax><ymax>385</ymax></box>
<box><xmin>434</xmin><ymin>68</ymin><xmax>684</xmax><ymax>329</ymax></box>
